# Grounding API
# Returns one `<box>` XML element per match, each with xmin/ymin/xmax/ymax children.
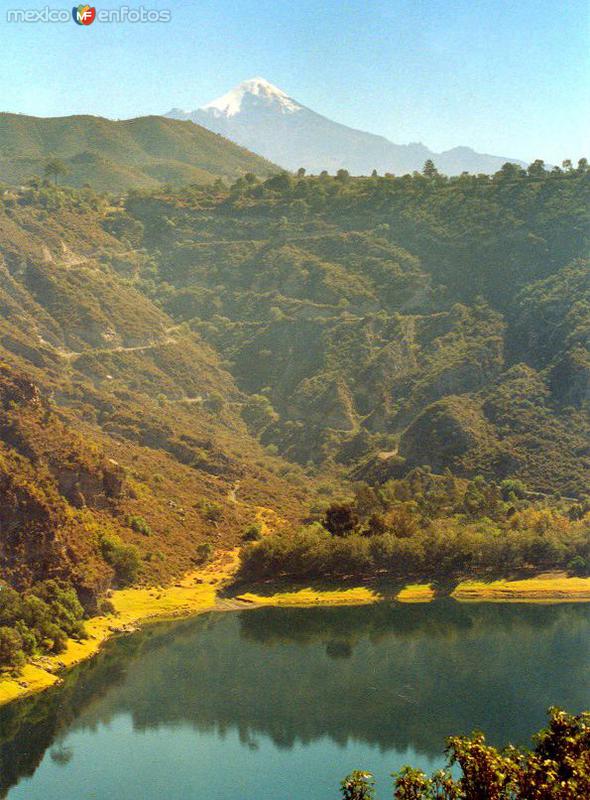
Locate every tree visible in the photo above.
<box><xmin>495</xmin><ymin>161</ymin><xmax>523</xmax><ymax>181</ymax></box>
<box><xmin>44</xmin><ymin>158</ymin><xmax>69</xmax><ymax>186</ymax></box>
<box><xmin>324</xmin><ymin>502</ymin><xmax>359</xmax><ymax>536</ymax></box>
<box><xmin>388</xmin><ymin>504</ymin><xmax>419</xmax><ymax>537</ymax></box>
<box><xmin>422</xmin><ymin>159</ymin><xmax>439</xmax><ymax>178</ymax></box>
<box><xmin>229</xmin><ymin>176</ymin><xmax>247</xmax><ymax>197</ymax></box>
<box><xmin>527</xmin><ymin>159</ymin><xmax>546</xmax><ymax>178</ymax></box>
<box><xmin>463</xmin><ymin>476</ymin><xmax>502</xmax><ymax>519</ymax></box>
<box><xmin>290</xmin><ymin>198</ymin><xmax>308</xmax><ymax>219</ymax></box>
<box><xmin>353</xmin><ymin>483</ymin><xmax>383</xmax><ymax>517</ymax></box>
<box><xmin>265</xmin><ymin>171</ymin><xmax>292</xmax><ymax>192</ymax></box>
<box><xmin>242</xmin><ymin>394</ymin><xmax>278</xmax><ymax>435</ymax></box>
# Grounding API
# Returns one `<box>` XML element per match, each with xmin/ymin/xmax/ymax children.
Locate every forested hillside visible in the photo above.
<box><xmin>117</xmin><ymin>160</ymin><xmax>590</xmax><ymax>496</ymax></box>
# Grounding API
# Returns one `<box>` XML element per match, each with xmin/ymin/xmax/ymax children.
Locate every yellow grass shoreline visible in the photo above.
<box><xmin>451</xmin><ymin>575</ymin><xmax>590</xmax><ymax>602</ymax></box>
<box><xmin>1</xmin><ymin>561</ymin><xmax>589</xmax><ymax>709</ymax></box>
<box><xmin>0</xmin><ymin>548</ymin><xmax>243</xmax><ymax>708</ymax></box>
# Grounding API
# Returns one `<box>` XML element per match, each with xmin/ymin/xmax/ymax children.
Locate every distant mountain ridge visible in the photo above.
<box><xmin>166</xmin><ymin>77</ymin><xmax>526</xmax><ymax>176</ymax></box>
<box><xmin>0</xmin><ymin>112</ymin><xmax>277</xmax><ymax>190</ymax></box>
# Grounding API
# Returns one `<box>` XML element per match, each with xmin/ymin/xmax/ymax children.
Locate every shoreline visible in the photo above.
<box><xmin>0</xmin><ymin>548</ymin><xmax>243</xmax><ymax>708</ymax></box>
<box><xmin>235</xmin><ymin>572</ymin><xmax>590</xmax><ymax>606</ymax></box>
<box><xmin>1</xmin><ymin>558</ymin><xmax>589</xmax><ymax>708</ymax></box>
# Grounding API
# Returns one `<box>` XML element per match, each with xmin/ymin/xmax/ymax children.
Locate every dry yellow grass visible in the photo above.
<box><xmin>0</xmin><ymin>664</ymin><xmax>59</xmax><ymax>705</ymax></box>
<box><xmin>395</xmin><ymin>584</ymin><xmax>435</xmax><ymax>603</ymax></box>
<box><xmin>254</xmin><ymin>505</ymin><xmax>282</xmax><ymax>536</ymax></box>
<box><xmin>237</xmin><ymin>585</ymin><xmax>380</xmax><ymax>607</ymax></box>
<box><xmin>452</xmin><ymin>573</ymin><xmax>590</xmax><ymax>601</ymax></box>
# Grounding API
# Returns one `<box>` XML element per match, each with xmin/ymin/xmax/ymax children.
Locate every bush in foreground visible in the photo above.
<box><xmin>341</xmin><ymin>708</ymin><xmax>590</xmax><ymax>799</ymax></box>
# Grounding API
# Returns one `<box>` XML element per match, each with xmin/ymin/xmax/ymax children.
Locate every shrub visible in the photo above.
<box><xmin>127</xmin><ymin>515</ymin><xmax>153</xmax><ymax>536</ymax></box>
<box><xmin>98</xmin><ymin>598</ymin><xmax>116</xmax><ymax>615</ymax></box>
<box><xmin>0</xmin><ymin>627</ymin><xmax>25</xmax><ymax>670</ymax></box>
<box><xmin>568</xmin><ymin>555</ymin><xmax>588</xmax><ymax>576</ymax></box>
<box><xmin>242</xmin><ymin>523</ymin><xmax>263</xmax><ymax>542</ymax></box>
<box><xmin>205</xmin><ymin>393</ymin><xmax>224</xmax><ymax>413</ymax></box>
<box><xmin>341</xmin><ymin>772</ymin><xmax>375</xmax><ymax>800</ymax></box>
<box><xmin>198</xmin><ymin>498</ymin><xmax>224</xmax><ymax>523</ymax></box>
<box><xmin>196</xmin><ymin>542</ymin><xmax>214</xmax><ymax>564</ymax></box>
<box><xmin>357</xmin><ymin>709</ymin><xmax>590</xmax><ymax>799</ymax></box>
<box><xmin>100</xmin><ymin>534</ymin><xmax>141</xmax><ymax>586</ymax></box>
<box><xmin>500</xmin><ymin>478</ymin><xmax>528</xmax><ymax>501</ymax></box>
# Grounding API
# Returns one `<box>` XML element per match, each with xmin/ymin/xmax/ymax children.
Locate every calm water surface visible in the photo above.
<box><xmin>1</xmin><ymin>602</ymin><xmax>589</xmax><ymax>799</ymax></box>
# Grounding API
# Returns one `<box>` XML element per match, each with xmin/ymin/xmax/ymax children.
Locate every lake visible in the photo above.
<box><xmin>1</xmin><ymin>601</ymin><xmax>589</xmax><ymax>799</ymax></box>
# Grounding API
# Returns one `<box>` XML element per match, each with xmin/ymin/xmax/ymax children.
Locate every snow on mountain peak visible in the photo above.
<box><xmin>201</xmin><ymin>77</ymin><xmax>302</xmax><ymax>118</ymax></box>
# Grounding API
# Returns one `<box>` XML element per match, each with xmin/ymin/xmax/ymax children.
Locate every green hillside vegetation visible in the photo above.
<box><xmin>0</xmin><ymin>114</ymin><xmax>278</xmax><ymax>191</ymax></box>
<box><xmin>116</xmin><ymin>159</ymin><xmax>590</xmax><ymax>495</ymax></box>
<box><xmin>237</xmin><ymin>470</ymin><xmax>590</xmax><ymax>584</ymax></box>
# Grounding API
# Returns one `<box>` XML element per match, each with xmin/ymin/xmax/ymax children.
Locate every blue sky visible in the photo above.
<box><xmin>1</xmin><ymin>0</ymin><xmax>588</xmax><ymax>164</ymax></box>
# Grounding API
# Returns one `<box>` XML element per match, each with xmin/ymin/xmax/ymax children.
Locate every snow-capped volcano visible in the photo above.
<box><xmin>166</xmin><ymin>78</ymin><xmax>525</xmax><ymax>176</ymax></box>
<box><xmin>202</xmin><ymin>77</ymin><xmax>302</xmax><ymax>118</ymax></box>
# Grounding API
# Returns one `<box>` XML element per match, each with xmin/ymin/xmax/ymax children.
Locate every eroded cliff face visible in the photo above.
<box><xmin>0</xmin><ymin>456</ymin><xmax>66</xmax><ymax>589</ymax></box>
<box><xmin>0</xmin><ymin>362</ymin><xmax>121</xmax><ymax>601</ymax></box>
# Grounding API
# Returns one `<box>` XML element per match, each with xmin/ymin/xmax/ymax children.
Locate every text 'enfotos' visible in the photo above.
<box><xmin>6</xmin><ymin>6</ymin><xmax>172</xmax><ymax>24</ymax></box>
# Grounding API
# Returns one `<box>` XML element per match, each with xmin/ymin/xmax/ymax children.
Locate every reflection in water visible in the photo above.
<box><xmin>1</xmin><ymin>602</ymin><xmax>589</xmax><ymax>799</ymax></box>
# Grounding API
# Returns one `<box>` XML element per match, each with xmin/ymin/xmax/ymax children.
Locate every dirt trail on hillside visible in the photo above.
<box><xmin>54</xmin><ymin>333</ymin><xmax>179</xmax><ymax>361</ymax></box>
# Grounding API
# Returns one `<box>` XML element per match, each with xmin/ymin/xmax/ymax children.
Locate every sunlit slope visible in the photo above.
<box><xmin>0</xmin><ymin>192</ymin><xmax>306</xmax><ymax>603</ymax></box>
<box><xmin>0</xmin><ymin>113</ymin><xmax>278</xmax><ymax>190</ymax></box>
